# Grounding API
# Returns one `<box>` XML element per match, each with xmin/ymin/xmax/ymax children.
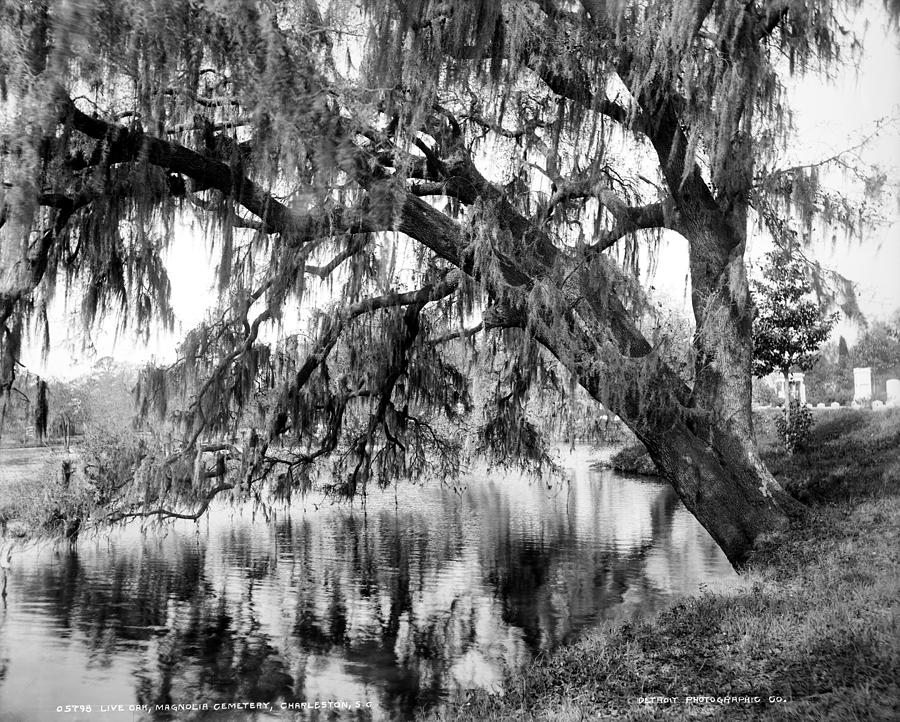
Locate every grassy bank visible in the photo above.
<box><xmin>433</xmin><ymin>409</ymin><xmax>900</xmax><ymax>721</ymax></box>
<box><xmin>0</xmin><ymin>446</ymin><xmax>83</xmax><ymax>538</ymax></box>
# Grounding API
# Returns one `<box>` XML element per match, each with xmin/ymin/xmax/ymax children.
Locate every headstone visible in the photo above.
<box><xmin>853</xmin><ymin>367</ymin><xmax>872</xmax><ymax>403</ymax></box>
<box><xmin>793</xmin><ymin>372</ymin><xmax>807</xmax><ymax>406</ymax></box>
<box><xmin>887</xmin><ymin>379</ymin><xmax>900</xmax><ymax>407</ymax></box>
<box><xmin>830</xmin><ymin>401</ymin><xmax>841</xmax><ymax>408</ymax></box>
<box><xmin>775</xmin><ymin>375</ymin><xmax>787</xmax><ymax>401</ymax></box>
<box><xmin>816</xmin><ymin>403</ymin><xmax>826</xmax><ymax>409</ymax></box>
<box><xmin>806</xmin><ymin>402</ymin><xmax>813</xmax><ymax>409</ymax></box>
<box><xmin>872</xmin><ymin>400</ymin><xmax>884</xmax><ymax>409</ymax></box>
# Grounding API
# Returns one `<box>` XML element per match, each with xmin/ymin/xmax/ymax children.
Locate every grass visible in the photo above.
<box><xmin>429</xmin><ymin>409</ymin><xmax>900</xmax><ymax>721</ymax></box>
<box><xmin>758</xmin><ymin>407</ymin><xmax>900</xmax><ymax>503</ymax></box>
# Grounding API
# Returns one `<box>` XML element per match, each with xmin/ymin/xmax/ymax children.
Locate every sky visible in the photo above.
<box><xmin>632</xmin><ymin>11</ymin><xmax>900</xmax><ymax>336</ymax></box>
<box><xmin>760</xmin><ymin>10</ymin><xmax>900</xmax><ymax>321</ymax></box>
<box><xmin>22</xmin><ymin>7</ymin><xmax>900</xmax><ymax>379</ymax></box>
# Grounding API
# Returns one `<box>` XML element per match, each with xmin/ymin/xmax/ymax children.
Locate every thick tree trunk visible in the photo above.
<box><xmin>560</xmin><ymin>203</ymin><xmax>802</xmax><ymax>568</ymax></box>
<box><xmin>669</xmin><ymin>227</ymin><xmax>800</xmax><ymax>565</ymax></box>
<box><xmin>585</xmin><ymin>372</ymin><xmax>801</xmax><ymax>568</ymax></box>
<box><xmin>542</xmin><ymin>295</ymin><xmax>801</xmax><ymax>567</ymax></box>
<box><xmin>638</xmin><ymin>411</ymin><xmax>801</xmax><ymax>569</ymax></box>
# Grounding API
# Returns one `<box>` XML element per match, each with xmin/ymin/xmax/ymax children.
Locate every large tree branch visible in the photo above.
<box><xmin>547</xmin><ymin>178</ymin><xmax>666</xmax><ymax>228</ymax></box>
<box><xmin>57</xmin><ymin>91</ymin><xmax>367</xmax><ymax>246</ymax></box>
<box><xmin>516</xmin><ymin>5</ymin><xmax>716</xmax><ymax>215</ymax></box>
<box><xmin>753</xmin><ymin>1</ymin><xmax>791</xmax><ymax>41</ymax></box>
<box><xmin>344</xmin><ymin>302</ymin><xmax>423</xmax><ymax>495</ymax></box>
<box><xmin>265</xmin><ymin>273</ymin><xmax>461</xmax><ymax>442</ymax></box>
<box><xmin>588</xmin><ymin>203</ymin><xmax>668</xmax><ymax>253</ymax></box>
<box><xmin>104</xmin><ymin>482</ymin><xmax>234</xmax><ymax>523</ymax></box>
<box><xmin>52</xmin><ymin>84</ymin><xmax>687</xmax><ymax>441</ymax></box>
<box><xmin>304</xmin><ymin>234</ymin><xmax>373</xmax><ymax>279</ymax></box>
<box><xmin>130</xmin><ymin>274</ymin><xmax>462</xmax><ymax>518</ymax></box>
<box><xmin>462</xmin><ymin>110</ymin><xmax>551</xmax><ymax>141</ymax></box>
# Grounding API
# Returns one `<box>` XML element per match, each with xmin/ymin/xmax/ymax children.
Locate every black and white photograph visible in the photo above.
<box><xmin>1</xmin><ymin>1</ymin><xmax>898</xmax><ymax>719</ymax></box>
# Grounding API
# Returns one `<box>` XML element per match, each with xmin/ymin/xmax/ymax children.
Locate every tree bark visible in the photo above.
<box><xmin>554</xmin><ymin>323</ymin><xmax>801</xmax><ymax>569</ymax></box>
<box><xmin>554</xmin><ymin>205</ymin><xmax>802</xmax><ymax>568</ymax></box>
<box><xmin>639</xmin><ymin>417</ymin><xmax>801</xmax><ymax>568</ymax></box>
<box><xmin>646</xmin><ymin>215</ymin><xmax>801</xmax><ymax>567</ymax></box>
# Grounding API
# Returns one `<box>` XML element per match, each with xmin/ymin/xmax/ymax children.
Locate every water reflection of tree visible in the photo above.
<box><xmin>134</xmin><ymin>581</ymin><xmax>294</xmax><ymax>720</ymax></box>
<box><xmin>17</xmin><ymin>539</ymin><xmax>295</xmax><ymax>718</ymax></box>
<box><xmin>472</xmin><ymin>472</ymin><xmax>687</xmax><ymax>650</ymax></box>
<box><xmin>7</xmin><ymin>471</ymin><xmax>728</xmax><ymax>719</ymax></box>
<box><xmin>277</xmin><ymin>511</ymin><xmax>450</xmax><ymax>716</ymax></box>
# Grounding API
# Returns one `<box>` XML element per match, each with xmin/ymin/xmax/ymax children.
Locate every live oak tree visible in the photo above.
<box><xmin>0</xmin><ymin>0</ymin><xmax>894</xmax><ymax>566</ymax></box>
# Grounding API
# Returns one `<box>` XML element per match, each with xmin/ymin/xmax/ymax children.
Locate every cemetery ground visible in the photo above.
<box><xmin>437</xmin><ymin>408</ymin><xmax>900</xmax><ymax>721</ymax></box>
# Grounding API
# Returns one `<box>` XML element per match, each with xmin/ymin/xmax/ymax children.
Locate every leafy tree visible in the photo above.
<box><xmin>0</xmin><ymin>0</ymin><xmax>894</xmax><ymax>566</ymax></box>
<box><xmin>752</xmin><ymin>247</ymin><xmax>836</xmax><ymax>451</ymax></box>
<box><xmin>853</xmin><ymin>315</ymin><xmax>900</xmax><ymax>374</ymax></box>
<box><xmin>752</xmin><ymin>248</ymin><xmax>837</xmax><ymax>387</ymax></box>
<box><xmin>803</xmin><ymin>339</ymin><xmax>853</xmax><ymax>405</ymax></box>
<box><xmin>49</xmin><ymin>382</ymin><xmax>87</xmax><ymax>449</ymax></box>
<box><xmin>837</xmin><ymin>336</ymin><xmax>851</xmax><ymax>370</ymax></box>
<box><xmin>47</xmin><ymin>360</ymin><xmax>137</xmax><ymax>448</ymax></box>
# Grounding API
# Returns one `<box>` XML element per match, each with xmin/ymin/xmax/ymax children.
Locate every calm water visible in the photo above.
<box><xmin>0</xmin><ymin>448</ymin><xmax>734</xmax><ymax>721</ymax></box>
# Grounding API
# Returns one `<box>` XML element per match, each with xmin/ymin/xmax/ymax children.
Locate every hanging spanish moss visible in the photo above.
<box><xmin>0</xmin><ymin>0</ymin><xmax>891</xmax><ymax>564</ymax></box>
<box><xmin>34</xmin><ymin>377</ymin><xmax>48</xmax><ymax>441</ymax></box>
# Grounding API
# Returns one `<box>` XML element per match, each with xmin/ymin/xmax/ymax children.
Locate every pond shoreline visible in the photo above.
<box><xmin>435</xmin><ymin>409</ymin><xmax>900</xmax><ymax>721</ymax></box>
<box><xmin>590</xmin><ymin>442</ymin><xmax>659</xmax><ymax>477</ymax></box>
<box><xmin>4</xmin><ymin>415</ymin><xmax>897</xmax><ymax>720</ymax></box>
<box><xmin>0</xmin><ymin>446</ymin><xmax>734</xmax><ymax>721</ymax></box>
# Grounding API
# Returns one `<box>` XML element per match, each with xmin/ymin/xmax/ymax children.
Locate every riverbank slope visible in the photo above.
<box><xmin>434</xmin><ymin>409</ymin><xmax>900</xmax><ymax>721</ymax></box>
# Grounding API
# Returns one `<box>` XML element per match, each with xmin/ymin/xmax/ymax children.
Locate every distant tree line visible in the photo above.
<box><xmin>0</xmin><ymin>359</ymin><xmax>136</xmax><ymax>446</ymax></box>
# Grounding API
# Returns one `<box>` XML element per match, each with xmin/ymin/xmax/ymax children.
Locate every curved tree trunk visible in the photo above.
<box><xmin>642</xmin><ymin>228</ymin><xmax>802</xmax><ymax>565</ymax></box>
<box><xmin>555</xmin><ymin>198</ymin><xmax>802</xmax><ymax>568</ymax></box>
<box><xmin>639</xmin><ymin>418</ymin><xmax>801</xmax><ymax>568</ymax></box>
<box><xmin>536</xmin><ymin>279</ymin><xmax>801</xmax><ymax>568</ymax></box>
<box><xmin>576</xmin><ymin>353</ymin><xmax>801</xmax><ymax>568</ymax></box>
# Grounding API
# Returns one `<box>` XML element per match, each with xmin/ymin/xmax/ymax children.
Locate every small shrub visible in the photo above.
<box><xmin>0</xmin><ymin>454</ymin><xmax>91</xmax><ymax>540</ymax></box>
<box><xmin>610</xmin><ymin>443</ymin><xmax>658</xmax><ymax>475</ymax></box>
<box><xmin>0</xmin><ymin>426</ymin><xmax>152</xmax><ymax>541</ymax></box>
<box><xmin>775</xmin><ymin>399</ymin><xmax>812</xmax><ymax>454</ymax></box>
<box><xmin>80</xmin><ymin>425</ymin><xmax>149</xmax><ymax>506</ymax></box>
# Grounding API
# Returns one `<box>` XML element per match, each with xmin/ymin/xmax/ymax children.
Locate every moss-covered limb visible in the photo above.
<box><xmin>427</xmin><ymin>409</ymin><xmax>900</xmax><ymax>721</ymax></box>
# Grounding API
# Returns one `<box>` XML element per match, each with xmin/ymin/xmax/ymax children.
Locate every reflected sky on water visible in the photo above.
<box><xmin>0</xmin><ymin>448</ymin><xmax>735</xmax><ymax>720</ymax></box>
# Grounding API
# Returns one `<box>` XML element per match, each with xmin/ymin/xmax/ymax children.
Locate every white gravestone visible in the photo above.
<box><xmin>853</xmin><ymin>367</ymin><xmax>872</xmax><ymax>404</ymax></box>
<box><xmin>793</xmin><ymin>373</ymin><xmax>807</xmax><ymax>406</ymax></box>
<box><xmin>887</xmin><ymin>379</ymin><xmax>900</xmax><ymax>407</ymax></box>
